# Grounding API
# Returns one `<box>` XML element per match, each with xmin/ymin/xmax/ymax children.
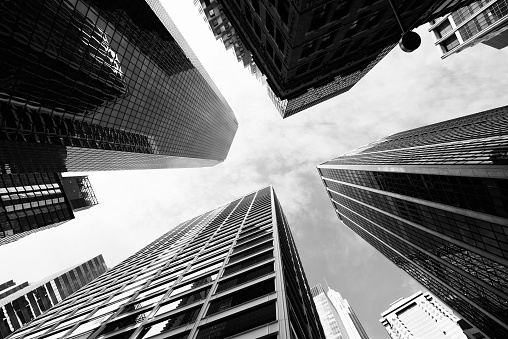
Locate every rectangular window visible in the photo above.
<box><xmin>196</xmin><ymin>303</ymin><xmax>276</xmax><ymax>339</ymax></box>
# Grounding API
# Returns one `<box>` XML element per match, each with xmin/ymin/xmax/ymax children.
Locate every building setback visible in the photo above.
<box><xmin>429</xmin><ymin>0</ymin><xmax>508</xmax><ymax>58</ymax></box>
<box><xmin>0</xmin><ymin>174</ymin><xmax>98</xmax><ymax>246</ymax></box>
<box><xmin>380</xmin><ymin>291</ymin><xmax>487</xmax><ymax>339</ymax></box>
<box><xmin>6</xmin><ymin>186</ymin><xmax>325</xmax><ymax>339</ymax></box>
<box><xmin>0</xmin><ymin>0</ymin><xmax>237</xmax><ymax>173</ymax></box>
<box><xmin>317</xmin><ymin>105</ymin><xmax>508</xmax><ymax>339</ymax></box>
<box><xmin>0</xmin><ymin>255</ymin><xmax>108</xmax><ymax>339</ymax></box>
<box><xmin>194</xmin><ymin>0</ymin><xmax>475</xmax><ymax>118</ymax></box>
<box><xmin>311</xmin><ymin>283</ymin><xmax>369</xmax><ymax>339</ymax></box>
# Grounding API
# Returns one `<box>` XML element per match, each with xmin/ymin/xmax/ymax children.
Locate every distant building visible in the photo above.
<box><xmin>380</xmin><ymin>291</ymin><xmax>488</xmax><ymax>339</ymax></box>
<box><xmin>6</xmin><ymin>187</ymin><xmax>325</xmax><ymax>339</ymax></box>
<box><xmin>194</xmin><ymin>0</ymin><xmax>475</xmax><ymax>118</ymax></box>
<box><xmin>0</xmin><ymin>255</ymin><xmax>107</xmax><ymax>339</ymax></box>
<box><xmin>429</xmin><ymin>0</ymin><xmax>508</xmax><ymax>58</ymax></box>
<box><xmin>0</xmin><ymin>0</ymin><xmax>237</xmax><ymax>173</ymax></box>
<box><xmin>318</xmin><ymin>105</ymin><xmax>508</xmax><ymax>339</ymax></box>
<box><xmin>311</xmin><ymin>283</ymin><xmax>369</xmax><ymax>339</ymax></box>
<box><xmin>0</xmin><ymin>174</ymin><xmax>98</xmax><ymax>246</ymax></box>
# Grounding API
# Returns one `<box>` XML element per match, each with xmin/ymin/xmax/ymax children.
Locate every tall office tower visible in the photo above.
<box><xmin>429</xmin><ymin>0</ymin><xmax>508</xmax><ymax>58</ymax></box>
<box><xmin>193</xmin><ymin>0</ymin><xmax>473</xmax><ymax>118</ymax></box>
<box><xmin>0</xmin><ymin>255</ymin><xmax>108</xmax><ymax>339</ymax></box>
<box><xmin>379</xmin><ymin>291</ymin><xmax>488</xmax><ymax>339</ymax></box>
<box><xmin>6</xmin><ymin>187</ymin><xmax>325</xmax><ymax>339</ymax></box>
<box><xmin>0</xmin><ymin>174</ymin><xmax>98</xmax><ymax>246</ymax></box>
<box><xmin>311</xmin><ymin>283</ymin><xmax>369</xmax><ymax>339</ymax></box>
<box><xmin>317</xmin><ymin>105</ymin><xmax>508</xmax><ymax>339</ymax></box>
<box><xmin>0</xmin><ymin>0</ymin><xmax>238</xmax><ymax>173</ymax></box>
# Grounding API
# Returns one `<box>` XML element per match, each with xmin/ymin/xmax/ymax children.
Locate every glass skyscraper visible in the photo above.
<box><xmin>0</xmin><ymin>174</ymin><xmax>98</xmax><ymax>246</ymax></box>
<box><xmin>0</xmin><ymin>0</ymin><xmax>237</xmax><ymax>173</ymax></box>
<box><xmin>311</xmin><ymin>283</ymin><xmax>369</xmax><ymax>339</ymax></box>
<box><xmin>429</xmin><ymin>0</ymin><xmax>508</xmax><ymax>58</ymax></box>
<box><xmin>193</xmin><ymin>0</ymin><xmax>473</xmax><ymax>118</ymax></box>
<box><xmin>0</xmin><ymin>255</ymin><xmax>108</xmax><ymax>339</ymax></box>
<box><xmin>6</xmin><ymin>186</ymin><xmax>324</xmax><ymax>339</ymax></box>
<box><xmin>317</xmin><ymin>105</ymin><xmax>508</xmax><ymax>339</ymax></box>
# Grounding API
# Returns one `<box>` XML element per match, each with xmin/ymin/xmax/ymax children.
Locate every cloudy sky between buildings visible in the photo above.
<box><xmin>1</xmin><ymin>2</ymin><xmax>508</xmax><ymax>338</ymax></box>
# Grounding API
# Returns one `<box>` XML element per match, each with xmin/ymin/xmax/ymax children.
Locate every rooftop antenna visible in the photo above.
<box><xmin>324</xmin><ymin>278</ymin><xmax>331</xmax><ymax>291</ymax></box>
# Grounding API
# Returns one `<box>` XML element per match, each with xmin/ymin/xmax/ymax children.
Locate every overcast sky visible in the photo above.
<box><xmin>2</xmin><ymin>2</ymin><xmax>508</xmax><ymax>339</ymax></box>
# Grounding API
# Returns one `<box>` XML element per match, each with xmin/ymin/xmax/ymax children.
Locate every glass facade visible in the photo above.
<box><xmin>0</xmin><ymin>255</ymin><xmax>107</xmax><ymax>339</ymax></box>
<box><xmin>311</xmin><ymin>284</ymin><xmax>369</xmax><ymax>339</ymax></box>
<box><xmin>430</xmin><ymin>0</ymin><xmax>508</xmax><ymax>57</ymax></box>
<box><xmin>0</xmin><ymin>0</ymin><xmax>237</xmax><ymax>173</ymax></box>
<box><xmin>0</xmin><ymin>174</ymin><xmax>98</xmax><ymax>246</ymax></box>
<box><xmin>195</xmin><ymin>0</ymin><xmax>471</xmax><ymax>118</ymax></box>
<box><xmin>6</xmin><ymin>187</ymin><xmax>324</xmax><ymax>339</ymax></box>
<box><xmin>317</xmin><ymin>106</ymin><xmax>508</xmax><ymax>339</ymax></box>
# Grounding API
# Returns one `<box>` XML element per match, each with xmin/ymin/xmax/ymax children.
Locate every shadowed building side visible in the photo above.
<box><xmin>0</xmin><ymin>174</ymin><xmax>98</xmax><ymax>246</ymax></box>
<box><xmin>194</xmin><ymin>0</ymin><xmax>476</xmax><ymax>118</ymax></box>
<box><xmin>318</xmin><ymin>105</ymin><xmax>508</xmax><ymax>339</ymax></box>
<box><xmin>0</xmin><ymin>255</ymin><xmax>107</xmax><ymax>339</ymax></box>
<box><xmin>0</xmin><ymin>0</ymin><xmax>237</xmax><ymax>173</ymax></box>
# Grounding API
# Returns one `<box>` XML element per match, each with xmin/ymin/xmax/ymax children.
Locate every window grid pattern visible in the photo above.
<box><xmin>320</xmin><ymin>168</ymin><xmax>508</xmax><ymax>218</ymax></box>
<box><xmin>341</xmin><ymin>213</ymin><xmax>508</xmax><ymax>339</ymax></box>
<box><xmin>10</xmin><ymin>187</ymin><xmax>324</xmax><ymax>339</ymax></box>
<box><xmin>329</xmin><ymin>191</ymin><xmax>508</xmax><ymax>295</ymax></box>
<box><xmin>0</xmin><ymin>0</ymin><xmax>237</xmax><ymax>173</ymax></box>
<box><xmin>0</xmin><ymin>173</ymin><xmax>73</xmax><ymax>244</ymax></box>
<box><xmin>326</xmin><ymin>183</ymin><xmax>508</xmax><ymax>260</ymax></box>
<box><xmin>336</xmin><ymin>204</ymin><xmax>508</xmax><ymax>331</ymax></box>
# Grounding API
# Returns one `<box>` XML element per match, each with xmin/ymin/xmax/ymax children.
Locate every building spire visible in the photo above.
<box><xmin>324</xmin><ymin>277</ymin><xmax>331</xmax><ymax>291</ymax></box>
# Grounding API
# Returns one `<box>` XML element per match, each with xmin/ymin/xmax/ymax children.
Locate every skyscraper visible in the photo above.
<box><xmin>0</xmin><ymin>0</ymin><xmax>237</xmax><ymax>173</ymax></box>
<box><xmin>6</xmin><ymin>186</ymin><xmax>325</xmax><ymax>339</ymax></box>
<box><xmin>317</xmin><ymin>105</ymin><xmax>508</xmax><ymax>339</ymax></box>
<box><xmin>0</xmin><ymin>174</ymin><xmax>98</xmax><ymax>246</ymax></box>
<box><xmin>429</xmin><ymin>0</ymin><xmax>508</xmax><ymax>58</ymax></box>
<box><xmin>194</xmin><ymin>0</ymin><xmax>474</xmax><ymax>118</ymax></box>
<box><xmin>380</xmin><ymin>291</ymin><xmax>487</xmax><ymax>339</ymax></box>
<box><xmin>0</xmin><ymin>255</ymin><xmax>107</xmax><ymax>339</ymax></box>
<box><xmin>311</xmin><ymin>283</ymin><xmax>369</xmax><ymax>339</ymax></box>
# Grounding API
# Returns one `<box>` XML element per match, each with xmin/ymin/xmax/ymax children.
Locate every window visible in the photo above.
<box><xmin>138</xmin><ymin>307</ymin><xmax>202</xmax><ymax>338</ymax></box>
<box><xmin>181</xmin><ymin>262</ymin><xmax>223</xmax><ymax>282</ymax></box>
<box><xmin>155</xmin><ymin>287</ymin><xmax>210</xmax><ymax>316</ymax></box>
<box><xmin>170</xmin><ymin>273</ymin><xmax>218</xmax><ymax>297</ymax></box>
<box><xmin>195</xmin><ymin>303</ymin><xmax>276</xmax><ymax>339</ymax></box>
<box><xmin>207</xmin><ymin>280</ymin><xmax>275</xmax><ymax>316</ymax></box>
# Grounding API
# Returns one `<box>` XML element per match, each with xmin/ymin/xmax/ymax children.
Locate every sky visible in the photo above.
<box><xmin>1</xmin><ymin>2</ymin><xmax>508</xmax><ymax>339</ymax></box>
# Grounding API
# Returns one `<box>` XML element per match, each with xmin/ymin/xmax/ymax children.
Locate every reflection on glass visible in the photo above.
<box><xmin>170</xmin><ymin>273</ymin><xmax>217</xmax><ymax>297</ymax></box>
<box><xmin>67</xmin><ymin>314</ymin><xmax>111</xmax><ymax>336</ymax></box>
<box><xmin>138</xmin><ymin>307</ymin><xmax>201</xmax><ymax>338</ymax></box>
<box><xmin>155</xmin><ymin>288</ymin><xmax>210</xmax><ymax>316</ymax></box>
<box><xmin>92</xmin><ymin>301</ymin><xmax>124</xmax><ymax>318</ymax></box>
<box><xmin>100</xmin><ymin>310</ymin><xmax>151</xmax><ymax>335</ymax></box>
<box><xmin>118</xmin><ymin>294</ymin><xmax>164</xmax><ymax>317</ymax></box>
<box><xmin>53</xmin><ymin>313</ymin><xmax>89</xmax><ymax>330</ymax></box>
<box><xmin>181</xmin><ymin>262</ymin><xmax>222</xmax><ymax>282</ymax></box>
<box><xmin>192</xmin><ymin>253</ymin><xmax>227</xmax><ymax>270</ymax></box>
<box><xmin>109</xmin><ymin>289</ymin><xmax>138</xmax><ymax>303</ymax></box>
<box><xmin>134</xmin><ymin>281</ymin><xmax>174</xmax><ymax>301</ymax></box>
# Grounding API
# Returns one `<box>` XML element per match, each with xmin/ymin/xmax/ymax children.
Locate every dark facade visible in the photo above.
<box><xmin>317</xmin><ymin>105</ymin><xmax>508</xmax><ymax>339</ymax></box>
<box><xmin>0</xmin><ymin>255</ymin><xmax>107</xmax><ymax>339</ymax></box>
<box><xmin>195</xmin><ymin>0</ymin><xmax>473</xmax><ymax>118</ymax></box>
<box><xmin>7</xmin><ymin>186</ymin><xmax>325</xmax><ymax>339</ymax></box>
<box><xmin>0</xmin><ymin>174</ymin><xmax>98</xmax><ymax>246</ymax></box>
<box><xmin>0</xmin><ymin>0</ymin><xmax>237</xmax><ymax>173</ymax></box>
